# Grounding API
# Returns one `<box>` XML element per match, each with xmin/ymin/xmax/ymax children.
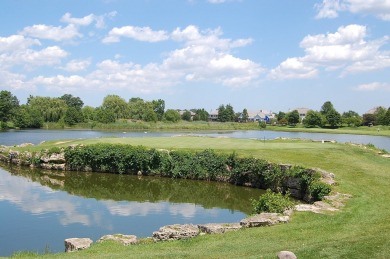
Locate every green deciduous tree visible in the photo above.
<box><xmin>384</xmin><ymin>108</ymin><xmax>390</xmax><ymax>126</ymax></box>
<box><xmin>13</xmin><ymin>105</ymin><xmax>43</xmax><ymax>128</ymax></box>
<box><xmin>325</xmin><ymin>109</ymin><xmax>341</xmax><ymax>128</ymax></box>
<box><xmin>362</xmin><ymin>113</ymin><xmax>376</xmax><ymax>126</ymax></box>
<box><xmin>374</xmin><ymin>106</ymin><xmax>387</xmax><ymax>125</ymax></box>
<box><xmin>218</xmin><ymin>104</ymin><xmax>235</xmax><ymax>122</ymax></box>
<box><xmin>60</xmin><ymin>94</ymin><xmax>84</xmax><ymax>110</ymax></box>
<box><xmin>342</xmin><ymin>110</ymin><xmax>362</xmax><ymax>127</ymax></box>
<box><xmin>82</xmin><ymin>106</ymin><xmax>96</xmax><ymax>121</ymax></box>
<box><xmin>303</xmin><ymin>110</ymin><xmax>324</xmax><ymax>128</ymax></box>
<box><xmin>181</xmin><ymin>110</ymin><xmax>192</xmax><ymax>121</ymax></box>
<box><xmin>0</xmin><ymin>90</ymin><xmax>19</xmax><ymax>127</ymax></box>
<box><xmin>95</xmin><ymin>107</ymin><xmax>116</xmax><ymax>124</ymax></box>
<box><xmin>287</xmin><ymin>110</ymin><xmax>300</xmax><ymax>126</ymax></box>
<box><xmin>27</xmin><ymin>96</ymin><xmax>67</xmax><ymax>122</ymax></box>
<box><xmin>64</xmin><ymin>107</ymin><xmax>84</xmax><ymax>126</ymax></box>
<box><xmin>193</xmin><ymin>109</ymin><xmax>209</xmax><ymax>121</ymax></box>
<box><xmin>241</xmin><ymin>108</ymin><xmax>249</xmax><ymax>122</ymax></box>
<box><xmin>320</xmin><ymin>101</ymin><xmax>341</xmax><ymax>128</ymax></box>
<box><xmin>102</xmin><ymin>95</ymin><xmax>129</xmax><ymax>120</ymax></box>
<box><xmin>152</xmin><ymin>99</ymin><xmax>165</xmax><ymax>121</ymax></box>
<box><xmin>164</xmin><ymin>109</ymin><xmax>181</xmax><ymax>122</ymax></box>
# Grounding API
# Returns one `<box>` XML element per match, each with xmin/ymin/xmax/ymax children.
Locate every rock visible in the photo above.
<box><xmin>277</xmin><ymin>251</ymin><xmax>297</xmax><ymax>259</ymax></box>
<box><xmin>41</xmin><ymin>153</ymin><xmax>66</xmax><ymax>164</ymax></box>
<box><xmin>64</xmin><ymin>238</ymin><xmax>93</xmax><ymax>252</ymax></box>
<box><xmin>240</xmin><ymin>213</ymin><xmax>289</xmax><ymax>228</ymax></box>
<box><xmin>198</xmin><ymin>223</ymin><xmax>241</xmax><ymax>234</ymax></box>
<box><xmin>97</xmin><ymin>234</ymin><xmax>137</xmax><ymax>245</ymax></box>
<box><xmin>152</xmin><ymin>224</ymin><xmax>199</xmax><ymax>241</ymax></box>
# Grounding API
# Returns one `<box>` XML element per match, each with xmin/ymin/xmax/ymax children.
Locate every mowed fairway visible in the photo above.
<box><xmin>9</xmin><ymin>136</ymin><xmax>390</xmax><ymax>258</ymax></box>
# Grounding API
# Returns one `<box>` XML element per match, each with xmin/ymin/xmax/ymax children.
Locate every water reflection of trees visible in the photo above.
<box><xmin>4</xmin><ymin>165</ymin><xmax>264</xmax><ymax>215</ymax></box>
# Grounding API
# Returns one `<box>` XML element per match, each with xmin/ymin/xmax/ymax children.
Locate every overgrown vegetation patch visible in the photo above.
<box><xmin>62</xmin><ymin>143</ymin><xmax>331</xmax><ymax>202</ymax></box>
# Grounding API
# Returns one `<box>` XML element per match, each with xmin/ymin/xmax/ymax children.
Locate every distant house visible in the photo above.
<box><xmin>240</xmin><ymin>109</ymin><xmax>276</xmax><ymax>123</ymax></box>
<box><xmin>291</xmin><ymin>107</ymin><xmax>311</xmax><ymax>122</ymax></box>
<box><xmin>208</xmin><ymin>110</ymin><xmax>219</xmax><ymax>121</ymax></box>
<box><xmin>365</xmin><ymin>107</ymin><xmax>383</xmax><ymax>114</ymax></box>
<box><xmin>178</xmin><ymin>110</ymin><xmax>195</xmax><ymax>120</ymax></box>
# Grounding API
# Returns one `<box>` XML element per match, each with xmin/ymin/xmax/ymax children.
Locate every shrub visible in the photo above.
<box><xmin>309</xmin><ymin>181</ymin><xmax>331</xmax><ymax>201</ymax></box>
<box><xmin>251</xmin><ymin>189</ymin><xmax>294</xmax><ymax>214</ymax></box>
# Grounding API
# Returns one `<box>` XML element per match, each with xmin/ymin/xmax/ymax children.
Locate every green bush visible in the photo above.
<box><xmin>251</xmin><ymin>189</ymin><xmax>294</xmax><ymax>214</ymax></box>
<box><xmin>309</xmin><ymin>181</ymin><xmax>332</xmax><ymax>201</ymax></box>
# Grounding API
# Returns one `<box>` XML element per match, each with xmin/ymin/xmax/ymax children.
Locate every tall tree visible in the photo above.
<box><xmin>287</xmin><ymin>110</ymin><xmax>300</xmax><ymax>126</ymax></box>
<box><xmin>362</xmin><ymin>113</ymin><xmax>376</xmax><ymax>126</ymax></box>
<box><xmin>181</xmin><ymin>110</ymin><xmax>192</xmax><ymax>121</ymax></box>
<box><xmin>303</xmin><ymin>110</ymin><xmax>324</xmax><ymax>128</ymax></box>
<box><xmin>102</xmin><ymin>95</ymin><xmax>129</xmax><ymax>120</ymax></box>
<box><xmin>342</xmin><ymin>110</ymin><xmax>362</xmax><ymax>127</ymax></box>
<box><xmin>320</xmin><ymin>101</ymin><xmax>335</xmax><ymax>115</ymax></box>
<box><xmin>218</xmin><ymin>104</ymin><xmax>235</xmax><ymax>122</ymax></box>
<box><xmin>13</xmin><ymin>105</ymin><xmax>43</xmax><ymax>128</ymax></box>
<box><xmin>384</xmin><ymin>108</ymin><xmax>390</xmax><ymax>126</ymax></box>
<box><xmin>27</xmin><ymin>96</ymin><xmax>67</xmax><ymax>122</ymax></box>
<box><xmin>193</xmin><ymin>109</ymin><xmax>209</xmax><ymax>121</ymax></box>
<box><xmin>320</xmin><ymin>101</ymin><xmax>341</xmax><ymax>128</ymax></box>
<box><xmin>374</xmin><ymin>106</ymin><xmax>387</xmax><ymax>125</ymax></box>
<box><xmin>164</xmin><ymin>109</ymin><xmax>181</xmax><ymax>122</ymax></box>
<box><xmin>241</xmin><ymin>108</ymin><xmax>249</xmax><ymax>122</ymax></box>
<box><xmin>0</xmin><ymin>90</ymin><xmax>19</xmax><ymax>126</ymax></box>
<box><xmin>152</xmin><ymin>99</ymin><xmax>165</xmax><ymax>121</ymax></box>
<box><xmin>60</xmin><ymin>94</ymin><xmax>84</xmax><ymax>110</ymax></box>
<box><xmin>325</xmin><ymin>109</ymin><xmax>341</xmax><ymax>128</ymax></box>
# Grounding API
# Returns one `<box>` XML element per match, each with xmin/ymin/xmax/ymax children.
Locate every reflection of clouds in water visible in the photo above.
<box><xmin>102</xmin><ymin>201</ymin><xmax>220</xmax><ymax>220</ymax></box>
<box><xmin>0</xmin><ymin>170</ymin><xmax>91</xmax><ymax>226</ymax></box>
<box><xmin>102</xmin><ymin>200</ymin><xmax>166</xmax><ymax>217</ymax></box>
<box><xmin>169</xmin><ymin>203</ymin><xmax>198</xmax><ymax>219</ymax></box>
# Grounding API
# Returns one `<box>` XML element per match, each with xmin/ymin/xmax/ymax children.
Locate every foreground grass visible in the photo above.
<box><xmin>7</xmin><ymin>137</ymin><xmax>390</xmax><ymax>258</ymax></box>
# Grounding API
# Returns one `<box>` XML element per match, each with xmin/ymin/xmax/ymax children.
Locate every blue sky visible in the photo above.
<box><xmin>1</xmin><ymin>0</ymin><xmax>389</xmax><ymax>114</ymax></box>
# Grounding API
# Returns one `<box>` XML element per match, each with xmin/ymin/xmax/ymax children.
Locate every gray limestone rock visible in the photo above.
<box><xmin>198</xmin><ymin>223</ymin><xmax>242</xmax><ymax>234</ymax></box>
<box><xmin>152</xmin><ymin>224</ymin><xmax>199</xmax><ymax>241</ymax></box>
<box><xmin>64</xmin><ymin>238</ymin><xmax>93</xmax><ymax>252</ymax></box>
<box><xmin>240</xmin><ymin>213</ymin><xmax>289</xmax><ymax>228</ymax></box>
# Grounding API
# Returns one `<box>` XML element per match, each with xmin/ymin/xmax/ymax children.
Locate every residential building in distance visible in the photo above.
<box><xmin>290</xmin><ymin>107</ymin><xmax>311</xmax><ymax>122</ymax></box>
<box><xmin>208</xmin><ymin>110</ymin><xmax>219</xmax><ymax>121</ymax></box>
<box><xmin>239</xmin><ymin>109</ymin><xmax>276</xmax><ymax>122</ymax></box>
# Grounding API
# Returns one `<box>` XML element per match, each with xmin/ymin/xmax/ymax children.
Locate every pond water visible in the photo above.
<box><xmin>0</xmin><ymin>129</ymin><xmax>389</xmax><ymax>151</ymax></box>
<box><xmin>0</xmin><ymin>129</ymin><xmax>389</xmax><ymax>256</ymax></box>
<box><xmin>0</xmin><ymin>165</ymin><xmax>263</xmax><ymax>256</ymax></box>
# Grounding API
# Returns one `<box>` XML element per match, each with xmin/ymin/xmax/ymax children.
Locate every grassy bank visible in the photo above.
<box><xmin>6</xmin><ymin>137</ymin><xmax>390</xmax><ymax>258</ymax></box>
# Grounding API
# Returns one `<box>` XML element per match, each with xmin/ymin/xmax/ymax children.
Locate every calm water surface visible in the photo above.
<box><xmin>0</xmin><ymin>129</ymin><xmax>389</xmax><ymax>151</ymax></box>
<box><xmin>0</xmin><ymin>165</ymin><xmax>263</xmax><ymax>256</ymax></box>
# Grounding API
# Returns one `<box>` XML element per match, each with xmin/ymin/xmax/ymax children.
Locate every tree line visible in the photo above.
<box><xmin>0</xmin><ymin>90</ymin><xmax>389</xmax><ymax>129</ymax></box>
<box><xmin>277</xmin><ymin>101</ymin><xmax>390</xmax><ymax>128</ymax></box>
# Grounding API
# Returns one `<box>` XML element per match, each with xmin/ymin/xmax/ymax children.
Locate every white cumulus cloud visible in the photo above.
<box><xmin>270</xmin><ymin>24</ymin><xmax>390</xmax><ymax>79</ymax></box>
<box><xmin>103</xmin><ymin>26</ymin><xmax>169</xmax><ymax>43</ymax></box>
<box><xmin>355</xmin><ymin>82</ymin><xmax>390</xmax><ymax>91</ymax></box>
<box><xmin>20</xmin><ymin>24</ymin><xmax>81</xmax><ymax>41</ymax></box>
<box><xmin>316</xmin><ymin>0</ymin><xmax>390</xmax><ymax>21</ymax></box>
<box><xmin>0</xmin><ymin>35</ymin><xmax>41</xmax><ymax>52</ymax></box>
<box><xmin>62</xmin><ymin>59</ymin><xmax>91</xmax><ymax>72</ymax></box>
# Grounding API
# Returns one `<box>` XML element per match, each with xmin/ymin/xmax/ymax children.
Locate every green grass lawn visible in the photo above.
<box><xmin>7</xmin><ymin>136</ymin><xmax>390</xmax><ymax>258</ymax></box>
